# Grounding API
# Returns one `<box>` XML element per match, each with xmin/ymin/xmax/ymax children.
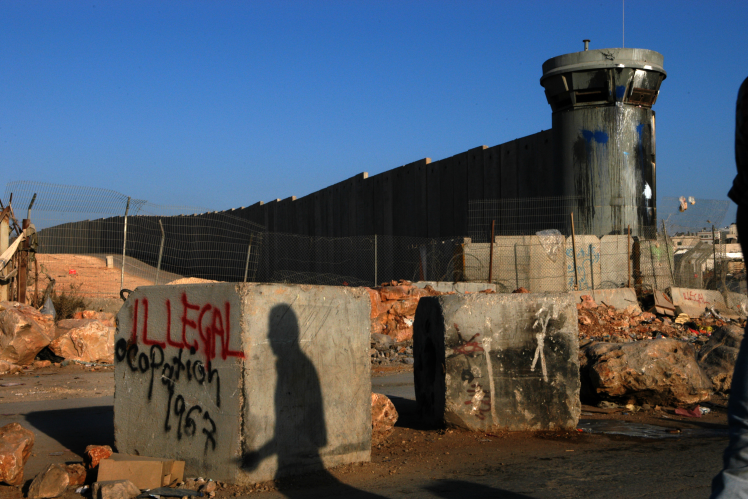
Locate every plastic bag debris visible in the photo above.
<box><xmin>40</xmin><ymin>295</ymin><xmax>56</xmax><ymax>319</ymax></box>
<box><xmin>535</xmin><ymin>229</ymin><xmax>564</xmax><ymax>263</ymax></box>
<box><xmin>675</xmin><ymin>406</ymin><xmax>702</xmax><ymax>418</ymax></box>
<box><xmin>679</xmin><ymin>196</ymin><xmax>687</xmax><ymax>212</ymax></box>
<box><xmin>688</xmin><ymin>196</ymin><xmax>696</xmax><ymax>205</ymax></box>
<box><xmin>138</xmin><ymin>488</ymin><xmax>203</xmax><ymax>498</ymax></box>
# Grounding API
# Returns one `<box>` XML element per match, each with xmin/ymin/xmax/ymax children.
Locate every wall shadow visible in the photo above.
<box><xmin>241</xmin><ymin>304</ymin><xmax>385</xmax><ymax>498</ymax></box>
<box><xmin>386</xmin><ymin>395</ymin><xmax>438</xmax><ymax>431</ymax></box>
<box><xmin>24</xmin><ymin>405</ymin><xmax>114</xmax><ymax>455</ymax></box>
<box><xmin>424</xmin><ymin>480</ymin><xmax>536</xmax><ymax>498</ymax></box>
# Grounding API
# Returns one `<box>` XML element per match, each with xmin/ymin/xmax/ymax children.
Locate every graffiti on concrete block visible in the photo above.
<box><xmin>115</xmin><ymin>293</ymin><xmax>245</xmax><ymax>453</ymax></box>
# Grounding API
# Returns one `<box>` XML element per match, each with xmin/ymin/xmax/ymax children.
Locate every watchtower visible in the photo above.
<box><xmin>540</xmin><ymin>41</ymin><xmax>666</xmax><ymax>236</ymax></box>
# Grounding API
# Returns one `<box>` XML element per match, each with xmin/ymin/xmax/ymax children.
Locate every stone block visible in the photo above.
<box><xmin>723</xmin><ymin>290</ymin><xmax>748</xmax><ymax>317</ymax></box>
<box><xmin>571</xmin><ymin>288</ymin><xmax>639</xmax><ymax>312</ymax></box>
<box><xmin>529</xmin><ymin>235</ymin><xmax>566</xmax><ymax>292</ymax></box>
<box><xmin>413</xmin><ymin>293</ymin><xmax>580</xmax><ymax>432</ymax></box>
<box><xmin>667</xmin><ymin>287</ymin><xmax>728</xmax><ymax>318</ymax></box>
<box><xmin>114</xmin><ymin>283</ymin><xmax>371</xmax><ymax>485</ymax></box>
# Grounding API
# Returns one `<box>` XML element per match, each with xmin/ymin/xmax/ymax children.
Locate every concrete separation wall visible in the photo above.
<box><xmin>413</xmin><ymin>293</ymin><xmax>580</xmax><ymax>432</ymax></box>
<box><xmin>114</xmin><ymin>282</ymin><xmax>371</xmax><ymax>484</ymax></box>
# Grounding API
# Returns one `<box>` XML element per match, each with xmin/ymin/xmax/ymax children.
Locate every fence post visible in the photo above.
<box><xmin>589</xmin><ymin>243</ymin><xmax>594</xmax><ymax>290</ymax></box>
<box><xmin>662</xmin><ymin>220</ymin><xmax>675</xmax><ymax>286</ymax></box>
<box><xmin>570</xmin><ymin>212</ymin><xmax>578</xmax><ymax>291</ymax></box>
<box><xmin>243</xmin><ymin>234</ymin><xmax>254</xmax><ymax>283</ymax></box>
<box><xmin>0</xmin><ymin>214</ymin><xmax>8</xmax><ymax>302</ymax></box>
<box><xmin>374</xmin><ymin>234</ymin><xmax>378</xmax><ymax>287</ymax></box>
<box><xmin>712</xmin><ymin>225</ymin><xmax>718</xmax><ymax>292</ymax></box>
<box><xmin>648</xmin><ymin>236</ymin><xmax>658</xmax><ymax>291</ymax></box>
<box><xmin>488</xmin><ymin>220</ymin><xmax>495</xmax><ymax>284</ymax></box>
<box><xmin>121</xmin><ymin>197</ymin><xmax>131</xmax><ymax>291</ymax></box>
<box><xmin>627</xmin><ymin>224</ymin><xmax>631</xmax><ymax>288</ymax></box>
<box><xmin>155</xmin><ymin>219</ymin><xmax>165</xmax><ymax>285</ymax></box>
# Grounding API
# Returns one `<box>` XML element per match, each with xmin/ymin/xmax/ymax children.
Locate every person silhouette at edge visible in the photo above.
<box><xmin>243</xmin><ymin>304</ymin><xmax>327</xmax><ymax>479</ymax></box>
<box><xmin>242</xmin><ymin>304</ymin><xmax>386</xmax><ymax>498</ymax></box>
<box><xmin>712</xmin><ymin>76</ymin><xmax>748</xmax><ymax>499</ymax></box>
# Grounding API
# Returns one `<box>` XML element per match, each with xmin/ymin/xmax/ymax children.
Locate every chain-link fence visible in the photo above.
<box><xmin>256</xmin><ymin>233</ymin><xmax>463</xmax><ymax>287</ymax></box>
<box><xmin>5</xmin><ymin>181</ymin><xmax>265</xmax><ymax>303</ymax></box>
<box><xmin>1</xmin><ymin>181</ymin><xmax>741</xmax><ymax>301</ymax></box>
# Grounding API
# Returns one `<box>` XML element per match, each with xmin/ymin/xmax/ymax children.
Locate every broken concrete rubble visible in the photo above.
<box><xmin>414</xmin><ymin>293</ymin><xmax>580</xmax><ymax>431</ymax></box>
<box><xmin>85</xmin><ymin>445</ymin><xmax>113</xmax><ymax>469</ymax></box>
<box><xmin>0</xmin><ymin>422</ymin><xmax>34</xmax><ymax>486</ymax></box>
<box><xmin>27</xmin><ymin>463</ymin><xmax>69</xmax><ymax>499</ymax></box>
<box><xmin>92</xmin><ymin>479</ymin><xmax>140</xmax><ymax>499</ymax></box>
<box><xmin>580</xmin><ymin>339</ymin><xmax>712</xmax><ymax>406</ymax></box>
<box><xmin>698</xmin><ymin>325</ymin><xmax>744</xmax><ymax>393</ymax></box>
<box><xmin>64</xmin><ymin>463</ymin><xmax>87</xmax><ymax>486</ymax></box>
<box><xmin>371</xmin><ymin>393</ymin><xmax>398</xmax><ymax>445</ymax></box>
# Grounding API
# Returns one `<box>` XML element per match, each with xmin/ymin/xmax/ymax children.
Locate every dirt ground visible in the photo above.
<box><xmin>0</xmin><ymin>365</ymin><xmax>732</xmax><ymax>498</ymax></box>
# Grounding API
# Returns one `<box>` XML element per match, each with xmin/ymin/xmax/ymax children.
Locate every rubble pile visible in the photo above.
<box><xmin>576</xmin><ymin>294</ymin><xmax>731</xmax><ymax>346</ymax></box>
<box><xmin>370</xmin><ymin>333</ymin><xmax>414</xmax><ymax>366</ymax></box>
<box><xmin>0</xmin><ymin>303</ymin><xmax>116</xmax><ymax>374</ymax></box>
<box><xmin>367</xmin><ymin>281</ymin><xmax>443</xmax><ymax>342</ymax></box>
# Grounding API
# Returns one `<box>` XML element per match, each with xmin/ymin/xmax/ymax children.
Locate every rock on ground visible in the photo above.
<box><xmin>84</xmin><ymin>445</ymin><xmax>113</xmax><ymax>469</ymax></box>
<box><xmin>371</xmin><ymin>393</ymin><xmax>398</xmax><ymax>445</ymax></box>
<box><xmin>27</xmin><ymin>463</ymin><xmax>70</xmax><ymax>499</ymax></box>
<box><xmin>699</xmin><ymin>325</ymin><xmax>744</xmax><ymax>393</ymax></box>
<box><xmin>49</xmin><ymin>319</ymin><xmax>115</xmax><ymax>363</ymax></box>
<box><xmin>92</xmin><ymin>480</ymin><xmax>140</xmax><ymax>499</ymax></box>
<box><xmin>0</xmin><ymin>360</ymin><xmax>22</xmax><ymax>375</ymax></box>
<box><xmin>0</xmin><ymin>302</ymin><xmax>56</xmax><ymax>365</ymax></box>
<box><xmin>64</xmin><ymin>463</ymin><xmax>87</xmax><ymax>486</ymax></box>
<box><xmin>72</xmin><ymin>311</ymin><xmax>115</xmax><ymax>327</ymax></box>
<box><xmin>0</xmin><ymin>422</ymin><xmax>35</xmax><ymax>485</ymax></box>
<box><xmin>581</xmin><ymin>339</ymin><xmax>712</xmax><ymax>406</ymax></box>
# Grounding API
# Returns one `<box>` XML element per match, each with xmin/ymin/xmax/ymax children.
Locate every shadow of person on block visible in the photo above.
<box><xmin>242</xmin><ymin>304</ymin><xmax>385</xmax><ymax>498</ymax></box>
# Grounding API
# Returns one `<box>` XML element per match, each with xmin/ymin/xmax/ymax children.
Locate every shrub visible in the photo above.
<box><xmin>51</xmin><ymin>283</ymin><xmax>88</xmax><ymax>320</ymax></box>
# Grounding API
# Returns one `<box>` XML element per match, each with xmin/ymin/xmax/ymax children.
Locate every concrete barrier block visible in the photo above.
<box><xmin>413</xmin><ymin>293</ymin><xmax>580</xmax><ymax>432</ymax></box>
<box><xmin>723</xmin><ymin>290</ymin><xmax>748</xmax><ymax>317</ymax></box>
<box><xmin>571</xmin><ymin>288</ymin><xmax>639</xmax><ymax>312</ymax></box>
<box><xmin>114</xmin><ymin>283</ymin><xmax>371</xmax><ymax>485</ymax></box>
<box><xmin>529</xmin><ymin>236</ymin><xmax>566</xmax><ymax>292</ymax></box>
<box><xmin>599</xmin><ymin>235</ymin><xmax>632</xmax><ymax>288</ymax></box>
<box><xmin>668</xmin><ymin>287</ymin><xmax>728</xmax><ymax>318</ymax></box>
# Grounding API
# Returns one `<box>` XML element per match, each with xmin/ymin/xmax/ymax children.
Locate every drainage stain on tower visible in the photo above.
<box><xmin>541</xmin><ymin>42</ymin><xmax>666</xmax><ymax>237</ymax></box>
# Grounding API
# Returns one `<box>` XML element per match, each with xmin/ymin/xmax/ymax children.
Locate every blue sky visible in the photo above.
<box><xmin>1</xmin><ymin>1</ymin><xmax>746</xmax><ymax>223</ymax></box>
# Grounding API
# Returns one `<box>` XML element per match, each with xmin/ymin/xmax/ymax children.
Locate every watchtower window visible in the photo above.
<box><xmin>627</xmin><ymin>88</ymin><xmax>657</xmax><ymax>107</ymax></box>
<box><xmin>575</xmin><ymin>88</ymin><xmax>608</xmax><ymax>104</ymax></box>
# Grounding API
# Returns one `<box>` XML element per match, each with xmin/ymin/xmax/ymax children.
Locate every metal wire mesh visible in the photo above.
<box><xmin>5</xmin><ymin>182</ymin><xmax>264</xmax><ymax>303</ymax></box>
